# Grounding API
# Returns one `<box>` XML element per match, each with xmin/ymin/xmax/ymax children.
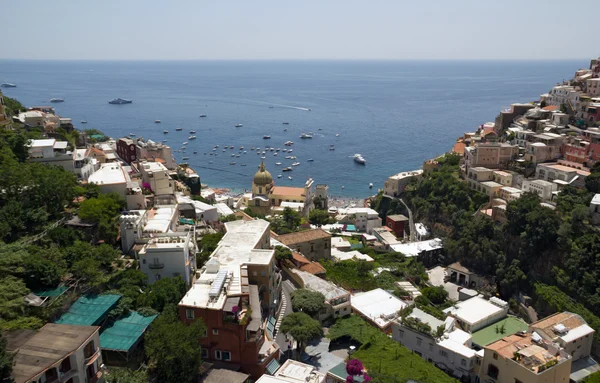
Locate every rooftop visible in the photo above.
<box><xmin>438</xmin><ymin>330</ymin><xmax>476</xmax><ymax>358</ymax></box>
<box><xmin>88</xmin><ymin>163</ymin><xmax>130</xmax><ymax>185</ymax></box>
<box><xmin>56</xmin><ymin>294</ymin><xmax>121</xmax><ymax>326</ymax></box>
<box><xmin>292</xmin><ymin>269</ymin><xmax>349</xmax><ymax>301</ymax></box>
<box><xmin>447</xmin><ymin>262</ymin><xmax>473</xmax><ymax>275</ymax></box>
<box><xmin>471</xmin><ymin>316</ymin><xmax>529</xmax><ymax>347</ymax></box>
<box><xmin>256</xmin><ymin>359</ymin><xmax>325</xmax><ymax>383</ymax></box>
<box><xmin>331</xmin><ymin>249</ymin><xmax>374</xmax><ymax>262</ymax></box>
<box><xmin>389</xmin><ymin>238</ymin><xmax>443</xmax><ymax>257</ymax></box>
<box><xmin>99</xmin><ymin>311</ymin><xmax>157</xmax><ymax>352</ymax></box>
<box><xmin>406</xmin><ymin>307</ymin><xmax>445</xmax><ymax>329</ymax></box>
<box><xmin>531</xmin><ymin>312</ymin><xmax>594</xmax><ymax>343</ymax></box>
<box><xmin>29</xmin><ymin>138</ymin><xmax>57</xmax><ymax>148</ymax></box>
<box><xmin>352</xmin><ymin>288</ymin><xmax>407</xmax><ymax>329</ymax></box>
<box><xmin>11</xmin><ymin>324</ymin><xmax>99</xmax><ymax>383</ymax></box>
<box><xmin>276</xmin><ymin>228</ymin><xmax>331</xmax><ymax>245</ymax></box>
<box><xmin>443</xmin><ymin>296</ymin><xmax>506</xmax><ymax>326</ymax></box>
<box><xmin>389</xmin><ymin>169</ymin><xmax>423</xmax><ymax>180</ymax></box>
<box><xmin>291</xmin><ymin>251</ymin><xmax>327</xmax><ymax>275</ymax></box>
<box><xmin>271</xmin><ymin>186</ymin><xmax>306</xmax><ymax>197</ymax></box>
<box><xmin>387</xmin><ymin>214</ymin><xmax>409</xmax><ymax>222</ymax></box>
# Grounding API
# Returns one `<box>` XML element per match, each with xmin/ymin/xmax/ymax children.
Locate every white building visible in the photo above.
<box><xmin>138</xmin><ymin>231</ymin><xmax>197</xmax><ymax>286</ymax></box>
<box><xmin>389</xmin><ymin>238</ymin><xmax>443</xmax><ymax>258</ymax></box>
<box><xmin>384</xmin><ymin>170</ymin><xmax>423</xmax><ymax>197</ymax></box>
<box><xmin>530</xmin><ymin>312</ymin><xmax>595</xmax><ymax>363</ymax></box>
<box><xmin>443</xmin><ymin>296</ymin><xmax>509</xmax><ymax>333</ymax></box>
<box><xmin>290</xmin><ymin>269</ymin><xmax>351</xmax><ymax>322</ymax></box>
<box><xmin>73</xmin><ymin>148</ymin><xmax>98</xmax><ymax>181</ymax></box>
<box><xmin>139</xmin><ymin>161</ymin><xmax>174</xmax><ymax>196</ymax></box>
<box><xmin>136</xmin><ymin>138</ymin><xmax>175</xmax><ymax>169</ymax></box>
<box><xmin>88</xmin><ymin>162</ymin><xmax>146</xmax><ymax>210</ymax></box>
<box><xmin>392</xmin><ymin>308</ymin><xmax>477</xmax><ymax>381</ymax></box>
<box><xmin>256</xmin><ymin>359</ymin><xmax>325</xmax><ymax>383</ymax></box>
<box><xmin>215</xmin><ymin>202</ymin><xmax>234</xmax><ymax>217</ymax></box>
<box><xmin>176</xmin><ymin>194</ymin><xmax>219</xmax><ymax>223</ymax></box>
<box><xmin>336</xmin><ymin>207</ymin><xmax>382</xmax><ymax>234</ymax></box>
<box><xmin>548</xmin><ymin>85</ymin><xmax>581</xmax><ymax>113</ymax></box>
<box><xmin>28</xmin><ymin>139</ymin><xmax>98</xmax><ymax>181</ymax></box>
<box><xmin>522</xmin><ymin>179</ymin><xmax>557</xmax><ymax>201</ymax></box>
<box><xmin>351</xmin><ymin>288</ymin><xmax>407</xmax><ymax>331</ymax></box>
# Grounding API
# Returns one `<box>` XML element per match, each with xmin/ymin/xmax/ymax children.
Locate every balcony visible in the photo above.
<box><xmin>84</xmin><ymin>347</ymin><xmax>100</xmax><ymax>365</ymax></box>
<box><xmin>148</xmin><ymin>262</ymin><xmax>164</xmax><ymax>269</ymax></box>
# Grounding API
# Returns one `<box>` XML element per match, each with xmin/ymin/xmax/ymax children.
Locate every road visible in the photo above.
<box><xmin>275</xmin><ymin>280</ymin><xmax>296</xmax><ymax>356</ymax></box>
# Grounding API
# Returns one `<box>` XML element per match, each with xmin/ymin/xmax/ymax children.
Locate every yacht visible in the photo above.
<box><xmin>278</xmin><ymin>175</ymin><xmax>282</xmax><ymax>178</ymax></box>
<box><xmin>285</xmin><ymin>156</ymin><xmax>292</xmax><ymax>159</ymax></box>
<box><xmin>155</xmin><ymin>120</ymin><xmax>161</xmax><ymax>123</ymax></box>
<box><xmin>190</xmin><ymin>130</ymin><xmax>196</xmax><ymax>134</ymax></box>
<box><xmin>263</xmin><ymin>135</ymin><xmax>271</xmax><ymax>139</ymax></box>
<box><xmin>163</xmin><ymin>130</ymin><xmax>169</xmax><ymax>134</ymax></box>
<box><xmin>353</xmin><ymin>154</ymin><xmax>366</xmax><ymax>164</ymax></box>
<box><xmin>199</xmin><ymin>114</ymin><xmax>207</xmax><ymax>118</ymax></box>
<box><xmin>273</xmin><ymin>152</ymin><xmax>278</xmax><ymax>156</ymax></box>
<box><xmin>108</xmin><ymin>98</ymin><xmax>132</xmax><ymax>104</ymax></box>
<box><xmin>282</xmin><ymin>167</ymin><xmax>292</xmax><ymax>172</ymax></box>
<box><xmin>284</xmin><ymin>141</ymin><xmax>293</xmax><ymax>146</ymax></box>
<box><xmin>235</xmin><ymin>124</ymin><xmax>243</xmax><ymax>127</ymax></box>
<box><xmin>292</xmin><ymin>162</ymin><xmax>300</xmax><ymax>166</ymax></box>
<box><xmin>1</xmin><ymin>83</ymin><xmax>16</xmax><ymax>88</ymax></box>
<box><xmin>300</xmin><ymin>133</ymin><xmax>313</xmax><ymax>139</ymax></box>
<box><xmin>176</xmin><ymin>127</ymin><xmax>183</xmax><ymax>131</ymax></box>
<box><xmin>50</xmin><ymin>98</ymin><xmax>64</xmax><ymax>103</ymax></box>
<box><xmin>189</xmin><ymin>136</ymin><xmax>197</xmax><ymax>140</ymax></box>
<box><xmin>288</xmin><ymin>149</ymin><xmax>293</xmax><ymax>153</ymax></box>
<box><xmin>183</xmin><ymin>141</ymin><xmax>188</xmax><ymax>145</ymax></box>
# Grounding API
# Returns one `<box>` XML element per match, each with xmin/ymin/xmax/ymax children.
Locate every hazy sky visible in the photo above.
<box><xmin>3</xmin><ymin>0</ymin><xmax>599</xmax><ymax>60</ymax></box>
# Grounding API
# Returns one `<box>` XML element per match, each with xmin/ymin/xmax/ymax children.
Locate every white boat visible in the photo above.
<box><xmin>1</xmin><ymin>83</ymin><xmax>16</xmax><ymax>88</ymax></box>
<box><xmin>190</xmin><ymin>130</ymin><xmax>196</xmax><ymax>134</ymax></box>
<box><xmin>235</xmin><ymin>124</ymin><xmax>243</xmax><ymax>127</ymax></box>
<box><xmin>230</xmin><ymin>162</ymin><xmax>236</xmax><ymax>165</ymax></box>
<box><xmin>199</xmin><ymin>114</ymin><xmax>207</xmax><ymax>118</ymax></box>
<box><xmin>278</xmin><ymin>175</ymin><xmax>282</xmax><ymax>178</ymax></box>
<box><xmin>231</xmin><ymin>154</ymin><xmax>235</xmax><ymax>157</ymax></box>
<box><xmin>292</xmin><ymin>162</ymin><xmax>300</xmax><ymax>166</ymax></box>
<box><xmin>336</xmin><ymin>133</ymin><xmax>340</xmax><ymax>137</ymax></box>
<box><xmin>155</xmin><ymin>120</ymin><xmax>161</xmax><ymax>123</ymax></box>
<box><xmin>330</xmin><ymin>147</ymin><xmax>335</xmax><ymax>151</ymax></box>
<box><xmin>270</xmin><ymin>148</ymin><xmax>275</xmax><ymax>151</ymax></box>
<box><xmin>285</xmin><ymin>156</ymin><xmax>292</xmax><ymax>159</ymax></box>
<box><xmin>129</xmin><ymin>133</ymin><xmax>136</xmax><ymax>137</ymax></box>
<box><xmin>353</xmin><ymin>154</ymin><xmax>366</xmax><ymax>164</ymax></box>
<box><xmin>81</xmin><ymin>120</ymin><xmax>88</xmax><ymax>124</ymax></box>
<box><xmin>183</xmin><ymin>157</ymin><xmax>189</xmax><ymax>160</ymax></box>
<box><xmin>300</xmin><ymin>133</ymin><xmax>312</xmax><ymax>139</ymax></box>
<box><xmin>236</xmin><ymin>154</ymin><xmax>240</xmax><ymax>158</ymax></box>
<box><xmin>284</xmin><ymin>141</ymin><xmax>294</xmax><ymax>146</ymax></box>
<box><xmin>263</xmin><ymin>135</ymin><xmax>271</xmax><ymax>139</ymax></box>
<box><xmin>183</xmin><ymin>141</ymin><xmax>188</xmax><ymax>145</ymax></box>
<box><xmin>369</xmin><ymin>183</ymin><xmax>373</xmax><ymax>188</ymax></box>
<box><xmin>273</xmin><ymin>153</ymin><xmax>278</xmax><ymax>156</ymax></box>
<box><xmin>109</xmin><ymin>98</ymin><xmax>133</xmax><ymax>104</ymax></box>
<box><xmin>250</xmin><ymin>147</ymin><xmax>255</xmax><ymax>150</ymax></box>
<box><xmin>163</xmin><ymin>130</ymin><xmax>169</xmax><ymax>134</ymax></box>
<box><xmin>288</xmin><ymin>149</ymin><xmax>293</xmax><ymax>153</ymax></box>
<box><xmin>189</xmin><ymin>136</ymin><xmax>197</xmax><ymax>140</ymax></box>
<box><xmin>275</xmin><ymin>162</ymin><xmax>282</xmax><ymax>166</ymax></box>
<box><xmin>50</xmin><ymin>98</ymin><xmax>64</xmax><ymax>103</ymax></box>
<box><xmin>261</xmin><ymin>156</ymin><xmax>266</xmax><ymax>159</ymax></box>
<box><xmin>288</xmin><ymin>176</ymin><xmax>293</xmax><ymax>180</ymax></box>
<box><xmin>282</xmin><ymin>167</ymin><xmax>292</xmax><ymax>172</ymax></box>
<box><xmin>230</xmin><ymin>146</ymin><xmax>234</xmax><ymax>149</ymax></box>
<box><xmin>176</xmin><ymin>127</ymin><xmax>183</xmax><ymax>131</ymax></box>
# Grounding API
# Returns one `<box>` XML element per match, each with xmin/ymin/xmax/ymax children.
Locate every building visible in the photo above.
<box><xmin>535</xmin><ymin>162</ymin><xmax>590</xmax><ymax>188</ymax></box>
<box><xmin>386</xmin><ymin>214</ymin><xmax>408</xmax><ymax>238</ymax></box>
<box><xmin>443</xmin><ymin>296</ymin><xmax>509</xmax><ymax>333</ymax></box>
<box><xmin>590</xmin><ymin>194</ymin><xmax>600</xmax><ymax>225</ymax></box>
<box><xmin>18</xmin><ymin>110</ymin><xmax>44</xmax><ymax>126</ymax></box>
<box><xmin>28</xmin><ymin>139</ymin><xmax>99</xmax><ymax>181</ymax></box>
<box><xmin>88</xmin><ymin>163</ymin><xmax>146</xmax><ymax>210</ymax></box>
<box><xmin>389</xmin><ymin>238</ymin><xmax>443</xmax><ymax>261</ymax></box>
<box><xmin>530</xmin><ymin>312</ymin><xmax>594</xmax><ymax>362</ymax></box>
<box><xmin>0</xmin><ymin>90</ymin><xmax>12</xmax><ymax>130</ymax></box>
<box><xmin>139</xmin><ymin>160</ymin><xmax>174</xmax><ymax>196</ymax></box>
<box><xmin>245</xmin><ymin>162</ymin><xmax>315</xmax><ymax>216</ymax></box>
<box><xmin>336</xmin><ymin>207</ymin><xmax>382</xmax><ymax>234</ymax></box>
<box><xmin>351</xmin><ymin>288</ymin><xmax>407</xmax><ymax>332</ymax></box>
<box><xmin>136</xmin><ymin>138</ymin><xmax>175</xmax><ymax>169</ymax></box>
<box><xmin>289</xmin><ymin>251</ymin><xmax>326</xmax><ymax>276</ymax></box>
<box><xmin>392</xmin><ymin>308</ymin><xmax>477</xmax><ymax>381</ymax></box>
<box><xmin>372</xmin><ymin>227</ymin><xmax>401</xmax><ymax>249</ymax></box>
<box><xmin>275</xmin><ymin>229</ymin><xmax>332</xmax><ymax>261</ymax></box>
<box><xmin>522</xmin><ymin>179</ymin><xmax>558</xmax><ymax>201</ymax></box>
<box><xmin>256</xmin><ymin>359</ymin><xmax>325</xmax><ymax>383</ymax></box>
<box><xmin>178</xmin><ymin>219</ymin><xmax>281</xmax><ymax>379</ymax></box>
<box><xmin>8</xmin><ymin>323</ymin><xmax>103</xmax><ymax>383</ymax></box>
<box><xmin>464</xmin><ymin>143</ymin><xmax>518</xmax><ymax>170</ymax></box>
<box><xmin>499</xmin><ymin>186</ymin><xmax>522</xmax><ymax>202</ymax></box>
<box><xmin>314</xmin><ymin>184</ymin><xmax>329</xmax><ymax>210</ymax></box>
<box><xmin>288</xmin><ymin>269</ymin><xmax>351</xmax><ymax>322</ymax></box>
<box><xmin>138</xmin><ymin>231</ymin><xmax>197</xmax><ymax>286</ymax></box>
<box><xmin>524</xmin><ymin>141</ymin><xmax>563</xmax><ymax>164</ymax></box>
<box><xmin>73</xmin><ymin>148</ymin><xmax>99</xmax><ymax>181</ymax></box>
<box><xmin>116</xmin><ymin>137</ymin><xmax>137</xmax><ymax>163</ymax></box>
<box><xmin>477</xmin><ymin>333</ymin><xmax>572</xmax><ymax>383</ymax></box>
<box><xmin>384</xmin><ymin>170</ymin><xmax>423</xmax><ymax>197</ymax></box>
<box><xmin>176</xmin><ymin>194</ymin><xmax>219</xmax><ymax>223</ymax></box>
<box><xmin>493</xmin><ymin>170</ymin><xmax>514</xmax><ymax>187</ymax></box>
<box><xmin>495</xmin><ymin>103</ymin><xmax>535</xmax><ymax>132</ymax></box>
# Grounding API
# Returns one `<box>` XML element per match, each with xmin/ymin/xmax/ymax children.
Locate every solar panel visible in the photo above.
<box><xmin>209</xmin><ymin>270</ymin><xmax>229</xmax><ymax>298</ymax></box>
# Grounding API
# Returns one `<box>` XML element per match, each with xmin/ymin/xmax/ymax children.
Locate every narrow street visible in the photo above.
<box><xmin>275</xmin><ymin>280</ymin><xmax>296</xmax><ymax>358</ymax></box>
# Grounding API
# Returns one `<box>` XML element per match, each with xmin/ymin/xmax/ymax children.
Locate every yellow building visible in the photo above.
<box><xmin>247</xmin><ymin>162</ymin><xmax>314</xmax><ymax>216</ymax></box>
<box><xmin>0</xmin><ymin>90</ymin><xmax>13</xmax><ymax>130</ymax></box>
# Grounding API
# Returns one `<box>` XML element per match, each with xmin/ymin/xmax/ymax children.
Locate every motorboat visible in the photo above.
<box><xmin>176</xmin><ymin>127</ymin><xmax>183</xmax><ymax>131</ymax></box>
<box><xmin>330</xmin><ymin>147</ymin><xmax>335</xmax><ymax>151</ymax></box>
<box><xmin>108</xmin><ymin>98</ymin><xmax>132</xmax><ymax>104</ymax></box>
<box><xmin>284</xmin><ymin>141</ymin><xmax>294</xmax><ymax>146</ymax></box>
<box><xmin>307</xmin><ymin>159</ymin><xmax>314</xmax><ymax>162</ymax></box>
<box><xmin>282</xmin><ymin>167</ymin><xmax>292</xmax><ymax>172</ymax></box>
<box><xmin>300</xmin><ymin>133</ymin><xmax>312</xmax><ymax>139</ymax></box>
<box><xmin>239</xmin><ymin>146</ymin><xmax>244</xmax><ymax>150</ymax></box>
<box><xmin>282</xmin><ymin>122</ymin><xmax>289</xmax><ymax>125</ymax></box>
<box><xmin>190</xmin><ymin>130</ymin><xmax>196</xmax><ymax>134</ymax></box>
<box><xmin>369</xmin><ymin>183</ymin><xmax>373</xmax><ymax>188</ymax></box>
<box><xmin>292</xmin><ymin>162</ymin><xmax>300</xmax><ymax>166</ymax></box>
<box><xmin>194</xmin><ymin>151</ymin><xmax>198</xmax><ymax>154</ymax></box>
<box><xmin>273</xmin><ymin>153</ymin><xmax>278</xmax><ymax>156</ymax></box>
<box><xmin>288</xmin><ymin>176</ymin><xmax>293</xmax><ymax>180</ymax></box>
<box><xmin>50</xmin><ymin>98</ymin><xmax>64</xmax><ymax>103</ymax></box>
<box><xmin>81</xmin><ymin>120</ymin><xmax>88</xmax><ymax>124</ymax></box>
<box><xmin>284</xmin><ymin>128</ymin><xmax>288</xmax><ymax>131</ymax></box>
<box><xmin>250</xmin><ymin>147</ymin><xmax>255</xmax><ymax>150</ymax></box>
<box><xmin>183</xmin><ymin>141</ymin><xmax>188</xmax><ymax>145</ymax></box>
<box><xmin>230</xmin><ymin>146</ymin><xmax>235</xmax><ymax>149</ymax></box>
<box><xmin>241</xmin><ymin>164</ymin><xmax>247</xmax><ymax>166</ymax></box>
<box><xmin>183</xmin><ymin>157</ymin><xmax>189</xmax><ymax>160</ymax></box>
<box><xmin>336</xmin><ymin>133</ymin><xmax>340</xmax><ymax>137</ymax></box>
<box><xmin>230</xmin><ymin>162</ymin><xmax>236</xmax><ymax>165</ymax></box>
<box><xmin>235</xmin><ymin>124</ymin><xmax>243</xmax><ymax>127</ymax></box>
<box><xmin>353</xmin><ymin>154</ymin><xmax>366</xmax><ymax>164</ymax></box>
<box><xmin>263</xmin><ymin>135</ymin><xmax>271</xmax><ymax>139</ymax></box>
<box><xmin>129</xmin><ymin>133</ymin><xmax>136</xmax><ymax>136</ymax></box>
<box><xmin>285</xmin><ymin>156</ymin><xmax>292</xmax><ymax>159</ymax></box>
<box><xmin>235</xmin><ymin>154</ymin><xmax>240</xmax><ymax>158</ymax></box>
<box><xmin>1</xmin><ymin>83</ymin><xmax>16</xmax><ymax>88</ymax></box>
<box><xmin>261</xmin><ymin>156</ymin><xmax>266</xmax><ymax>159</ymax></box>
<box><xmin>231</xmin><ymin>154</ymin><xmax>236</xmax><ymax>157</ymax></box>
<box><xmin>278</xmin><ymin>175</ymin><xmax>282</xmax><ymax>178</ymax></box>
<box><xmin>275</xmin><ymin>162</ymin><xmax>282</xmax><ymax>166</ymax></box>
<box><xmin>270</xmin><ymin>148</ymin><xmax>275</xmax><ymax>151</ymax></box>
<box><xmin>189</xmin><ymin>136</ymin><xmax>197</xmax><ymax>140</ymax></box>
<box><xmin>163</xmin><ymin>130</ymin><xmax>169</xmax><ymax>134</ymax></box>
<box><xmin>288</xmin><ymin>149</ymin><xmax>293</xmax><ymax>153</ymax></box>
<box><xmin>155</xmin><ymin>120</ymin><xmax>161</xmax><ymax>123</ymax></box>
<box><xmin>199</xmin><ymin>114</ymin><xmax>207</xmax><ymax>118</ymax></box>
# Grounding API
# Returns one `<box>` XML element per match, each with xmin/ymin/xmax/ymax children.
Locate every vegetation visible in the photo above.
<box><xmin>308</xmin><ymin>209</ymin><xmax>334</xmax><ymax>226</ymax></box>
<box><xmin>2</xmin><ymin>96</ymin><xmax>25</xmax><ymax>116</ymax></box>
<box><xmin>137</xmin><ymin>277</ymin><xmax>187</xmax><ymax>313</ymax></box>
<box><xmin>145</xmin><ymin>308</ymin><xmax>206</xmax><ymax>383</ymax></box>
<box><xmin>290</xmin><ymin>289</ymin><xmax>325</xmax><ymax>317</ymax></box>
<box><xmin>78</xmin><ymin>193</ymin><xmax>125</xmax><ymax>243</ymax></box>
<box><xmin>274</xmin><ymin>245</ymin><xmax>293</xmax><ymax>264</ymax></box>
<box><xmin>328</xmin><ymin>315</ymin><xmax>457</xmax><ymax>383</ymax></box>
<box><xmin>0</xmin><ymin>335</ymin><xmax>12</xmax><ymax>382</ymax></box>
<box><xmin>105</xmin><ymin>368</ymin><xmax>148</xmax><ymax>383</ymax></box>
<box><xmin>421</xmin><ymin>286</ymin><xmax>448</xmax><ymax>305</ymax></box>
<box><xmin>279</xmin><ymin>312</ymin><xmax>323</xmax><ymax>354</ymax></box>
<box><xmin>270</xmin><ymin>207</ymin><xmax>302</xmax><ymax>234</ymax></box>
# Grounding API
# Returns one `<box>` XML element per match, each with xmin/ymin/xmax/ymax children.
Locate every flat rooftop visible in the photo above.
<box><xmin>29</xmin><ymin>138</ymin><xmax>56</xmax><ymax>148</ymax></box>
<box><xmin>352</xmin><ymin>288</ymin><xmax>407</xmax><ymax>329</ymax></box>
<box><xmin>88</xmin><ymin>163</ymin><xmax>129</xmax><ymax>185</ymax></box>
<box><xmin>389</xmin><ymin>238</ymin><xmax>443</xmax><ymax>257</ymax></box>
<box><xmin>471</xmin><ymin>316</ymin><xmax>528</xmax><ymax>347</ymax></box>
<box><xmin>531</xmin><ymin>312</ymin><xmax>593</xmax><ymax>343</ymax></box>
<box><xmin>292</xmin><ymin>269</ymin><xmax>348</xmax><ymax>301</ymax></box>
<box><xmin>443</xmin><ymin>296</ymin><xmax>505</xmax><ymax>326</ymax></box>
<box><xmin>389</xmin><ymin>169</ymin><xmax>423</xmax><ymax>180</ymax></box>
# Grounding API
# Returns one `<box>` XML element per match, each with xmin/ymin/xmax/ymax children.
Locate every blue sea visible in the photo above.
<box><xmin>0</xmin><ymin>60</ymin><xmax>583</xmax><ymax>197</ymax></box>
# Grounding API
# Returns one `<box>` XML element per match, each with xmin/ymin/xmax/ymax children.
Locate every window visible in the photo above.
<box><xmin>201</xmin><ymin>348</ymin><xmax>208</xmax><ymax>359</ymax></box>
<box><xmin>215</xmin><ymin>350</ymin><xmax>222</xmax><ymax>360</ymax></box>
<box><xmin>222</xmin><ymin>351</ymin><xmax>231</xmax><ymax>361</ymax></box>
<box><xmin>461</xmin><ymin>359</ymin><xmax>466</xmax><ymax>367</ymax></box>
<box><xmin>261</xmin><ymin>271</ymin><xmax>266</xmax><ymax>277</ymax></box>
<box><xmin>439</xmin><ymin>350</ymin><xmax>448</xmax><ymax>358</ymax></box>
<box><xmin>142</xmin><ymin>258</ymin><xmax>146</xmax><ymax>264</ymax></box>
<box><xmin>416</xmin><ymin>338</ymin><xmax>422</xmax><ymax>346</ymax></box>
<box><xmin>186</xmin><ymin>309</ymin><xmax>195</xmax><ymax>319</ymax></box>
<box><xmin>212</xmin><ymin>329</ymin><xmax>219</xmax><ymax>335</ymax></box>
<box><xmin>493</xmin><ymin>352</ymin><xmax>498</xmax><ymax>360</ymax></box>
<box><xmin>487</xmin><ymin>364</ymin><xmax>499</xmax><ymax>379</ymax></box>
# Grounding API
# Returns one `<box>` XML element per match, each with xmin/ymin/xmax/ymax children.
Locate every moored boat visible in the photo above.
<box><xmin>353</xmin><ymin>154</ymin><xmax>366</xmax><ymax>164</ymax></box>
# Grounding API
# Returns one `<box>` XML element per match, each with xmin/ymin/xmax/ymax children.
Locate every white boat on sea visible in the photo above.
<box><xmin>199</xmin><ymin>114</ymin><xmax>207</xmax><ymax>118</ymax></box>
<box><xmin>155</xmin><ymin>120</ymin><xmax>161</xmax><ymax>123</ymax></box>
<box><xmin>189</xmin><ymin>136</ymin><xmax>197</xmax><ymax>140</ymax></box>
<box><xmin>109</xmin><ymin>98</ymin><xmax>132</xmax><ymax>105</ymax></box>
<box><xmin>183</xmin><ymin>141</ymin><xmax>188</xmax><ymax>145</ymax></box>
<box><xmin>300</xmin><ymin>133</ymin><xmax>313</xmax><ymax>139</ymax></box>
<box><xmin>1</xmin><ymin>83</ymin><xmax>16</xmax><ymax>88</ymax></box>
<box><xmin>284</xmin><ymin>141</ymin><xmax>294</xmax><ymax>146</ymax></box>
<box><xmin>81</xmin><ymin>120</ymin><xmax>88</xmax><ymax>124</ymax></box>
<box><xmin>176</xmin><ymin>127</ymin><xmax>183</xmax><ymax>131</ymax></box>
<box><xmin>235</xmin><ymin>124</ymin><xmax>243</xmax><ymax>127</ymax></box>
<box><xmin>230</xmin><ymin>162</ymin><xmax>236</xmax><ymax>165</ymax></box>
<box><xmin>292</xmin><ymin>162</ymin><xmax>300</xmax><ymax>166</ymax></box>
<box><xmin>275</xmin><ymin>162</ymin><xmax>282</xmax><ymax>166</ymax></box>
<box><xmin>288</xmin><ymin>176</ymin><xmax>293</xmax><ymax>180</ymax></box>
<box><xmin>190</xmin><ymin>130</ymin><xmax>196</xmax><ymax>134</ymax></box>
<box><xmin>163</xmin><ymin>130</ymin><xmax>169</xmax><ymax>134</ymax></box>
<box><xmin>263</xmin><ymin>135</ymin><xmax>271</xmax><ymax>139</ymax></box>
<box><xmin>353</xmin><ymin>154</ymin><xmax>366</xmax><ymax>164</ymax></box>
<box><xmin>278</xmin><ymin>175</ymin><xmax>282</xmax><ymax>178</ymax></box>
<box><xmin>50</xmin><ymin>98</ymin><xmax>64</xmax><ymax>103</ymax></box>
<box><xmin>369</xmin><ymin>183</ymin><xmax>373</xmax><ymax>188</ymax></box>
<box><xmin>183</xmin><ymin>156</ymin><xmax>189</xmax><ymax>160</ymax></box>
<box><xmin>129</xmin><ymin>133</ymin><xmax>136</xmax><ymax>137</ymax></box>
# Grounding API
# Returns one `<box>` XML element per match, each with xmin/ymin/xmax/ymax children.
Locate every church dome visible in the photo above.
<box><xmin>253</xmin><ymin>162</ymin><xmax>273</xmax><ymax>185</ymax></box>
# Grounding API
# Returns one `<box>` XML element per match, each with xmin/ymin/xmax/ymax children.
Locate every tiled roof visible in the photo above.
<box><xmin>276</xmin><ymin>228</ymin><xmax>331</xmax><ymax>245</ymax></box>
<box><xmin>271</xmin><ymin>186</ymin><xmax>305</xmax><ymax>197</ymax></box>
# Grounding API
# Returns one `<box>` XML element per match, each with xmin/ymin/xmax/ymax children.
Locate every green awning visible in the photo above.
<box><xmin>33</xmin><ymin>286</ymin><xmax>68</xmax><ymax>297</ymax></box>
<box><xmin>100</xmin><ymin>311</ymin><xmax>158</xmax><ymax>352</ymax></box>
<box><xmin>55</xmin><ymin>294</ymin><xmax>121</xmax><ymax>326</ymax></box>
<box><xmin>266</xmin><ymin>358</ymin><xmax>281</xmax><ymax>375</ymax></box>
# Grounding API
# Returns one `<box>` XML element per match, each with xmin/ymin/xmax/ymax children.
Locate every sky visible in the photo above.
<box><xmin>3</xmin><ymin>0</ymin><xmax>599</xmax><ymax>61</ymax></box>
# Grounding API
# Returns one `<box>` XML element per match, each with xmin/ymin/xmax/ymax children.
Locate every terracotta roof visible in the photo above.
<box><xmin>486</xmin><ymin>333</ymin><xmax>534</xmax><ymax>359</ymax></box>
<box><xmin>531</xmin><ymin>312</ymin><xmax>587</xmax><ymax>339</ymax></box>
<box><xmin>542</xmin><ymin>105</ymin><xmax>560</xmax><ymax>111</ymax></box>
<box><xmin>271</xmin><ymin>186</ymin><xmax>305</xmax><ymax>197</ymax></box>
<box><xmin>447</xmin><ymin>262</ymin><xmax>473</xmax><ymax>274</ymax></box>
<box><xmin>292</xmin><ymin>251</ymin><xmax>310</xmax><ymax>265</ymax></box>
<box><xmin>452</xmin><ymin>142</ymin><xmax>466</xmax><ymax>155</ymax></box>
<box><xmin>300</xmin><ymin>262</ymin><xmax>326</xmax><ymax>275</ymax></box>
<box><xmin>276</xmin><ymin>229</ymin><xmax>331</xmax><ymax>245</ymax></box>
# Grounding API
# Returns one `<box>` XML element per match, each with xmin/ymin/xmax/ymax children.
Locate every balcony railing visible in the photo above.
<box><xmin>148</xmin><ymin>262</ymin><xmax>164</xmax><ymax>269</ymax></box>
<box><xmin>84</xmin><ymin>347</ymin><xmax>100</xmax><ymax>364</ymax></box>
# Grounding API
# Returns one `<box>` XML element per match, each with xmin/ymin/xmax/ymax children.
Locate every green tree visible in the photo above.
<box><xmin>78</xmin><ymin>193</ymin><xmax>125</xmax><ymax>243</ymax></box>
<box><xmin>290</xmin><ymin>289</ymin><xmax>325</xmax><ymax>317</ymax></box>
<box><xmin>274</xmin><ymin>246</ymin><xmax>293</xmax><ymax>264</ymax></box>
<box><xmin>0</xmin><ymin>335</ymin><xmax>13</xmax><ymax>381</ymax></box>
<box><xmin>0</xmin><ymin>276</ymin><xmax>29</xmax><ymax>320</ymax></box>
<box><xmin>71</xmin><ymin>258</ymin><xmax>104</xmax><ymax>286</ymax></box>
<box><xmin>280</xmin><ymin>312</ymin><xmax>323</xmax><ymax>355</ymax></box>
<box><xmin>105</xmin><ymin>368</ymin><xmax>147</xmax><ymax>383</ymax></box>
<box><xmin>309</xmin><ymin>209</ymin><xmax>332</xmax><ymax>227</ymax></box>
<box><xmin>137</xmin><ymin>277</ymin><xmax>187</xmax><ymax>313</ymax></box>
<box><xmin>421</xmin><ymin>286</ymin><xmax>448</xmax><ymax>305</ymax></box>
<box><xmin>145</xmin><ymin>309</ymin><xmax>206</xmax><ymax>383</ymax></box>
<box><xmin>21</xmin><ymin>252</ymin><xmax>63</xmax><ymax>290</ymax></box>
